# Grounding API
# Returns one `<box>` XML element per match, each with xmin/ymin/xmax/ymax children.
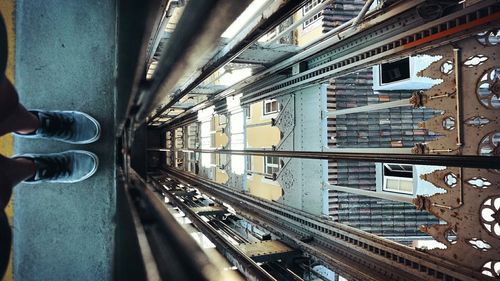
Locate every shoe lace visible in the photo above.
<box><xmin>41</xmin><ymin>112</ymin><xmax>74</xmax><ymax>139</ymax></box>
<box><xmin>37</xmin><ymin>155</ymin><xmax>71</xmax><ymax>180</ymax></box>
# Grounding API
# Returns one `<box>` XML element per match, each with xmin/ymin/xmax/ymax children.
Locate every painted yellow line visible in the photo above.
<box><xmin>0</xmin><ymin>1</ymin><xmax>15</xmax><ymax>280</ymax></box>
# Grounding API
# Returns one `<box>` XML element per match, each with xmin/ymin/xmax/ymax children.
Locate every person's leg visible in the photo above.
<box><xmin>0</xmin><ymin>78</ymin><xmax>40</xmax><ymax>136</ymax></box>
<box><xmin>0</xmin><ymin>150</ymin><xmax>99</xmax><ymax>209</ymax></box>
<box><xmin>1</xmin><ymin>77</ymin><xmax>100</xmax><ymax>143</ymax></box>
<box><xmin>0</xmin><ymin>154</ymin><xmax>36</xmax><ymax>209</ymax></box>
<box><xmin>0</xmin><ymin>78</ymin><xmax>99</xmax><ymax>200</ymax></box>
<box><xmin>0</xmin><ymin>103</ymin><xmax>41</xmax><ymax>136</ymax></box>
<box><xmin>0</xmin><ymin>210</ymin><xmax>12</xmax><ymax>280</ymax></box>
<box><xmin>0</xmin><ymin>78</ymin><xmax>38</xmax><ymax>209</ymax></box>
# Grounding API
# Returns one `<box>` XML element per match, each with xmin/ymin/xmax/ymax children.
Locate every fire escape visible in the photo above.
<box><xmin>116</xmin><ymin>0</ymin><xmax>500</xmax><ymax>280</ymax></box>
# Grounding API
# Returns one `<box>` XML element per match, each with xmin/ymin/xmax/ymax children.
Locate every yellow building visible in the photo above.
<box><xmin>243</xmin><ymin>0</ymin><xmax>326</xmax><ymax>201</ymax></box>
<box><xmin>179</xmin><ymin>1</ymin><xmax>327</xmax><ymax>201</ymax></box>
<box><xmin>211</xmin><ymin>115</ymin><xmax>230</xmax><ymax>184</ymax></box>
<box><xmin>295</xmin><ymin>0</ymin><xmax>324</xmax><ymax>47</ymax></box>
<box><xmin>197</xmin><ymin>113</ymin><xmax>229</xmax><ymax>184</ymax></box>
<box><xmin>245</xmin><ymin>99</ymin><xmax>282</xmax><ymax>201</ymax></box>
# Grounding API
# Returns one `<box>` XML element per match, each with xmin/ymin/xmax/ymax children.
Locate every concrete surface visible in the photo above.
<box><xmin>13</xmin><ymin>1</ymin><xmax>116</xmax><ymax>280</ymax></box>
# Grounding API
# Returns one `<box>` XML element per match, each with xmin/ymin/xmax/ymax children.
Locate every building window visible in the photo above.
<box><xmin>302</xmin><ymin>0</ymin><xmax>323</xmax><ymax>28</ymax></box>
<box><xmin>264</xmin><ymin>156</ymin><xmax>280</xmax><ymax>176</ymax></box>
<box><xmin>186</xmin><ymin>124</ymin><xmax>199</xmax><ymax>149</ymax></box>
<box><xmin>244</xmin><ymin>106</ymin><xmax>251</xmax><ymax>119</ymax></box>
<box><xmin>230</xmin><ymin>111</ymin><xmax>245</xmax><ymax>175</ymax></box>
<box><xmin>188</xmin><ymin>151</ymin><xmax>197</xmax><ymax>173</ymax></box>
<box><xmin>380</xmin><ymin>57</ymin><xmax>410</xmax><ymax>84</ymax></box>
<box><xmin>263</xmin><ymin>99</ymin><xmax>279</xmax><ymax>115</ymax></box>
<box><xmin>246</xmin><ymin>156</ymin><xmax>252</xmax><ymax>175</ymax></box>
<box><xmin>383</xmin><ymin>163</ymin><xmax>413</xmax><ymax>194</ymax></box>
<box><xmin>201</xmin><ymin>119</ymin><xmax>215</xmax><ymax>168</ymax></box>
<box><xmin>218</xmin><ymin>153</ymin><xmax>228</xmax><ymax>170</ymax></box>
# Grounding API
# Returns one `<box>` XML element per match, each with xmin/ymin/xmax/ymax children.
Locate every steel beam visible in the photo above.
<box><xmin>149</xmin><ymin>176</ymin><xmax>277</xmax><ymax>281</ymax></box>
<box><xmin>351</xmin><ymin>0</ymin><xmax>375</xmax><ymax>27</ymax></box>
<box><xmin>157</xmin><ymin>0</ymin><xmax>500</xmax><ymax>130</ymax></box>
<box><xmin>324</xmin><ymin>147</ymin><xmax>412</xmax><ymax>154</ymax></box>
<box><xmin>147</xmin><ymin>148</ymin><xmax>500</xmax><ymax>169</ymax></box>
<box><xmin>146</xmin><ymin>1</ymin><xmax>185</xmax><ymax>68</ymax></box>
<box><xmin>116</xmin><ymin>0</ymin><xmax>168</xmax><ymax>137</ymax></box>
<box><xmin>132</xmin><ymin>0</ymin><xmax>253</xmax><ymax>130</ymax></box>
<box><xmin>127</xmin><ymin>170</ymin><xmax>236</xmax><ymax>281</ymax></box>
<box><xmin>151</xmin><ymin>0</ymin><xmax>426</xmax><ymax>128</ymax></box>
<box><xmin>148</xmin><ymin>0</ymin><xmax>307</xmax><ymax>123</ymax></box>
<box><xmin>239</xmin><ymin>3</ymin><xmax>500</xmax><ymax>105</ymax></box>
<box><xmin>124</xmin><ymin>177</ymin><xmax>162</xmax><ymax>280</ymax></box>
<box><xmin>160</xmin><ymin>167</ymin><xmax>484</xmax><ymax>281</ymax></box>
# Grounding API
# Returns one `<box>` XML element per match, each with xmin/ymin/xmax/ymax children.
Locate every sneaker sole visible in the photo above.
<box><xmin>15</xmin><ymin>150</ymin><xmax>99</xmax><ymax>184</ymax></box>
<box><xmin>16</xmin><ymin>110</ymin><xmax>101</xmax><ymax>144</ymax></box>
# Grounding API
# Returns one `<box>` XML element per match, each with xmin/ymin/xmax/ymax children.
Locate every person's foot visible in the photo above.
<box><xmin>15</xmin><ymin>110</ymin><xmax>101</xmax><ymax>144</ymax></box>
<box><xmin>16</xmin><ymin>150</ymin><xmax>99</xmax><ymax>184</ymax></box>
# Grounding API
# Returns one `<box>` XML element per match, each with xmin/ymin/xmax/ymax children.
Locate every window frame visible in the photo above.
<box><xmin>382</xmin><ymin>163</ymin><xmax>414</xmax><ymax>195</ymax></box>
<box><xmin>264</xmin><ymin>156</ymin><xmax>280</xmax><ymax>177</ymax></box>
<box><xmin>379</xmin><ymin>57</ymin><xmax>411</xmax><ymax>85</ymax></box>
<box><xmin>302</xmin><ymin>0</ymin><xmax>323</xmax><ymax>29</ymax></box>
<box><xmin>230</xmin><ymin>110</ymin><xmax>245</xmax><ymax>175</ymax></box>
<box><xmin>263</xmin><ymin>99</ymin><xmax>279</xmax><ymax>115</ymax></box>
<box><xmin>244</xmin><ymin>106</ymin><xmax>251</xmax><ymax>119</ymax></box>
<box><xmin>201</xmin><ymin>119</ymin><xmax>215</xmax><ymax>168</ymax></box>
<box><xmin>246</xmin><ymin>156</ymin><xmax>252</xmax><ymax>175</ymax></box>
<box><xmin>383</xmin><ymin>176</ymin><xmax>414</xmax><ymax>194</ymax></box>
